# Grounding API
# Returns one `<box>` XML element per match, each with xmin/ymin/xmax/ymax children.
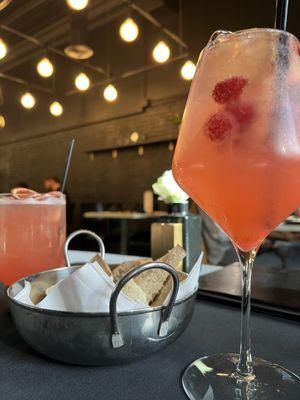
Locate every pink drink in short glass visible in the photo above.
<box><xmin>0</xmin><ymin>194</ymin><xmax>66</xmax><ymax>285</ymax></box>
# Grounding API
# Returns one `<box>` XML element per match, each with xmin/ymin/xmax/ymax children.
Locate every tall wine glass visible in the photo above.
<box><xmin>172</xmin><ymin>28</ymin><xmax>300</xmax><ymax>399</ymax></box>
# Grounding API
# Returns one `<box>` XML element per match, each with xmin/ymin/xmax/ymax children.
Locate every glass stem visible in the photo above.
<box><xmin>235</xmin><ymin>247</ymin><xmax>258</xmax><ymax>379</ymax></box>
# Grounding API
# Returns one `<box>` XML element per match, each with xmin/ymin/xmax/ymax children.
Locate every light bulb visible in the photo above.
<box><xmin>119</xmin><ymin>18</ymin><xmax>139</xmax><ymax>43</ymax></box>
<box><xmin>66</xmin><ymin>0</ymin><xmax>89</xmax><ymax>11</ymax></box>
<box><xmin>36</xmin><ymin>57</ymin><xmax>54</xmax><ymax>78</ymax></box>
<box><xmin>20</xmin><ymin>92</ymin><xmax>35</xmax><ymax>109</ymax></box>
<box><xmin>152</xmin><ymin>41</ymin><xmax>170</xmax><ymax>63</ymax></box>
<box><xmin>50</xmin><ymin>101</ymin><xmax>63</xmax><ymax>117</ymax></box>
<box><xmin>75</xmin><ymin>72</ymin><xmax>90</xmax><ymax>91</ymax></box>
<box><xmin>103</xmin><ymin>84</ymin><xmax>118</xmax><ymax>102</ymax></box>
<box><xmin>130</xmin><ymin>131</ymin><xmax>139</xmax><ymax>142</ymax></box>
<box><xmin>0</xmin><ymin>38</ymin><xmax>7</xmax><ymax>60</ymax></box>
<box><xmin>0</xmin><ymin>115</ymin><xmax>5</xmax><ymax>128</ymax></box>
<box><xmin>181</xmin><ymin>60</ymin><xmax>196</xmax><ymax>80</ymax></box>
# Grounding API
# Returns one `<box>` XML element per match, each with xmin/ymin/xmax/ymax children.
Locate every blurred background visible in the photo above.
<box><xmin>1</xmin><ymin>0</ymin><xmax>300</xmax><ymax>269</ymax></box>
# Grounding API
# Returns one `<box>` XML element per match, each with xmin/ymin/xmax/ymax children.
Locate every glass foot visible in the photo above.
<box><xmin>182</xmin><ymin>353</ymin><xmax>300</xmax><ymax>399</ymax></box>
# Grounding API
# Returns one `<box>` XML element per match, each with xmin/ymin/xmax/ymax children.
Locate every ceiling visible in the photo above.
<box><xmin>0</xmin><ymin>0</ymin><xmax>300</xmax><ymax>136</ymax></box>
<box><xmin>1</xmin><ymin>0</ymin><xmax>300</xmax><ymax>98</ymax></box>
<box><xmin>0</xmin><ymin>0</ymin><xmax>185</xmax><ymax>97</ymax></box>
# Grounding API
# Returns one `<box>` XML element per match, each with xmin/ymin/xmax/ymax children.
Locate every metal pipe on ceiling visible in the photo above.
<box><xmin>0</xmin><ymin>24</ymin><xmax>108</xmax><ymax>76</ymax></box>
<box><xmin>65</xmin><ymin>51</ymin><xmax>189</xmax><ymax>96</ymax></box>
<box><xmin>123</xmin><ymin>0</ymin><xmax>188</xmax><ymax>49</ymax></box>
<box><xmin>0</xmin><ymin>1</ymin><xmax>190</xmax><ymax>95</ymax></box>
<box><xmin>0</xmin><ymin>72</ymin><xmax>54</xmax><ymax>94</ymax></box>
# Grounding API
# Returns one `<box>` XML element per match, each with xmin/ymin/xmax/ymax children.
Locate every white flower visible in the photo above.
<box><xmin>152</xmin><ymin>170</ymin><xmax>189</xmax><ymax>204</ymax></box>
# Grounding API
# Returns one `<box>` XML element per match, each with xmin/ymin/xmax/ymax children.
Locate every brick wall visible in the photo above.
<box><xmin>0</xmin><ymin>95</ymin><xmax>185</xmax><ymax>209</ymax></box>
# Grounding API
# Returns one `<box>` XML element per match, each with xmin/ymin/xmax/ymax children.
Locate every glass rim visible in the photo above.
<box><xmin>208</xmin><ymin>27</ymin><xmax>299</xmax><ymax>48</ymax></box>
<box><xmin>0</xmin><ymin>193</ymin><xmax>66</xmax><ymax>203</ymax></box>
<box><xmin>233</xmin><ymin>27</ymin><xmax>298</xmax><ymax>41</ymax></box>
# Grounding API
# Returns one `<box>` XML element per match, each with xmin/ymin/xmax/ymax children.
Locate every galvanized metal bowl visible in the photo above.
<box><xmin>8</xmin><ymin>265</ymin><xmax>196</xmax><ymax>366</ymax></box>
<box><xmin>7</xmin><ymin>230</ymin><xmax>197</xmax><ymax>366</ymax></box>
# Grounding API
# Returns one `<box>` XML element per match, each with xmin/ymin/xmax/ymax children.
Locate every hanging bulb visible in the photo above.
<box><xmin>130</xmin><ymin>131</ymin><xmax>139</xmax><ymax>143</ymax></box>
<box><xmin>152</xmin><ymin>41</ymin><xmax>170</xmax><ymax>63</ymax></box>
<box><xmin>75</xmin><ymin>72</ymin><xmax>90</xmax><ymax>91</ymax></box>
<box><xmin>66</xmin><ymin>0</ymin><xmax>89</xmax><ymax>11</ymax></box>
<box><xmin>119</xmin><ymin>18</ymin><xmax>139</xmax><ymax>43</ymax></box>
<box><xmin>20</xmin><ymin>92</ymin><xmax>36</xmax><ymax>109</ymax></box>
<box><xmin>50</xmin><ymin>101</ymin><xmax>63</xmax><ymax>117</ymax></box>
<box><xmin>181</xmin><ymin>60</ymin><xmax>196</xmax><ymax>80</ymax></box>
<box><xmin>103</xmin><ymin>84</ymin><xmax>118</xmax><ymax>102</ymax></box>
<box><xmin>0</xmin><ymin>38</ymin><xmax>7</xmax><ymax>60</ymax></box>
<box><xmin>0</xmin><ymin>115</ymin><xmax>5</xmax><ymax>128</ymax></box>
<box><xmin>36</xmin><ymin>57</ymin><xmax>54</xmax><ymax>78</ymax></box>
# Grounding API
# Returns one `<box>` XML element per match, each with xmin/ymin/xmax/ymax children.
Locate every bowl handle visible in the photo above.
<box><xmin>64</xmin><ymin>229</ymin><xmax>105</xmax><ymax>268</ymax></box>
<box><xmin>109</xmin><ymin>262</ymin><xmax>179</xmax><ymax>348</ymax></box>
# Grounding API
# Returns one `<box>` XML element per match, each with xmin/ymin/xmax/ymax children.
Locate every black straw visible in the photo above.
<box><xmin>274</xmin><ymin>0</ymin><xmax>289</xmax><ymax>30</ymax></box>
<box><xmin>61</xmin><ymin>139</ymin><xmax>75</xmax><ymax>193</ymax></box>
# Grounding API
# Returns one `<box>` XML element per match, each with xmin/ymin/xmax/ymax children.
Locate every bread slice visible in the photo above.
<box><xmin>158</xmin><ymin>245</ymin><xmax>186</xmax><ymax>271</ymax></box>
<box><xmin>112</xmin><ymin>246</ymin><xmax>186</xmax><ymax>305</ymax></box>
<box><xmin>149</xmin><ymin>246</ymin><xmax>187</xmax><ymax>306</ymax></box>
<box><xmin>130</xmin><ymin>245</ymin><xmax>186</xmax><ymax>305</ymax></box>
<box><xmin>91</xmin><ymin>253</ymin><xmax>112</xmax><ymax>277</ymax></box>
<box><xmin>112</xmin><ymin>258</ymin><xmax>152</xmax><ymax>282</ymax></box>
<box><xmin>151</xmin><ymin>272</ymin><xmax>187</xmax><ymax>307</ymax></box>
<box><xmin>121</xmin><ymin>281</ymin><xmax>148</xmax><ymax>305</ymax></box>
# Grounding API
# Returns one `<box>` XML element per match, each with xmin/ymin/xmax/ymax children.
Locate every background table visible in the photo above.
<box><xmin>1</xmin><ymin>300</ymin><xmax>299</xmax><ymax>400</ymax></box>
<box><xmin>83</xmin><ymin>211</ymin><xmax>167</xmax><ymax>254</ymax></box>
<box><xmin>274</xmin><ymin>223</ymin><xmax>300</xmax><ymax>233</ymax></box>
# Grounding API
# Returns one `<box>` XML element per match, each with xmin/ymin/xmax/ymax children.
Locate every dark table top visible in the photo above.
<box><xmin>1</xmin><ymin>300</ymin><xmax>300</xmax><ymax>400</ymax></box>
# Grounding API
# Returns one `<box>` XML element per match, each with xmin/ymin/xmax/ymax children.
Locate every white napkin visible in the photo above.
<box><xmin>163</xmin><ymin>252</ymin><xmax>203</xmax><ymax>306</ymax></box>
<box><xmin>14</xmin><ymin>281</ymin><xmax>34</xmax><ymax>307</ymax></box>
<box><xmin>37</xmin><ymin>260</ymin><xmax>146</xmax><ymax>312</ymax></box>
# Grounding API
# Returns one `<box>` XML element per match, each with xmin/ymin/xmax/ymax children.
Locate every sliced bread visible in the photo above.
<box><xmin>112</xmin><ymin>258</ymin><xmax>152</xmax><ymax>282</ymax></box>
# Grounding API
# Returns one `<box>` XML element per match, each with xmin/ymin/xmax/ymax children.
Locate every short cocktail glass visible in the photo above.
<box><xmin>0</xmin><ymin>194</ymin><xmax>66</xmax><ymax>285</ymax></box>
<box><xmin>173</xmin><ymin>28</ymin><xmax>300</xmax><ymax>399</ymax></box>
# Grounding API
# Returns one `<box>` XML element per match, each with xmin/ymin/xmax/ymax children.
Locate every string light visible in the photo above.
<box><xmin>20</xmin><ymin>92</ymin><xmax>35</xmax><ymax>109</ymax></box>
<box><xmin>75</xmin><ymin>72</ymin><xmax>90</xmax><ymax>91</ymax></box>
<box><xmin>112</xmin><ymin>150</ymin><xmax>118</xmax><ymax>159</ymax></box>
<box><xmin>181</xmin><ymin>60</ymin><xmax>196</xmax><ymax>80</ymax></box>
<box><xmin>50</xmin><ymin>101</ymin><xmax>63</xmax><ymax>117</ymax></box>
<box><xmin>103</xmin><ymin>84</ymin><xmax>118</xmax><ymax>102</ymax></box>
<box><xmin>119</xmin><ymin>18</ymin><xmax>139</xmax><ymax>43</ymax></box>
<box><xmin>0</xmin><ymin>38</ymin><xmax>7</xmax><ymax>59</ymax></box>
<box><xmin>0</xmin><ymin>115</ymin><xmax>5</xmax><ymax>128</ymax></box>
<box><xmin>130</xmin><ymin>131</ymin><xmax>139</xmax><ymax>143</ymax></box>
<box><xmin>66</xmin><ymin>0</ymin><xmax>89</xmax><ymax>11</ymax></box>
<box><xmin>152</xmin><ymin>41</ymin><xmax>170</xmax><ymax>63</ymax></box>
<box><xmin>36</xmin><ymin>57</ymin><xmax>54</xmax><ymax>78</ymax></box>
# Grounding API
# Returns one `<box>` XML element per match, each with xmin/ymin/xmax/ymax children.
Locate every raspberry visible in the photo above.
<box><xmin>212</xmin><ymin>76</ymin><xmax>248</xmax><ymax>104</ymax></box>
<box><xmin>206</xmin><ymin>112</ymin><xmax>233</xmax><ymax>141</ymax></box>
<box><xmin>227</xmin><ymin>102</ymin><xmax>254</xmax><ymax>126</ymax></box>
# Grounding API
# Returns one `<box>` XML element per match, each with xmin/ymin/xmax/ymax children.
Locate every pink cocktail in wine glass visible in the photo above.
<box><xmin>173</xmin><ymin>28</ymin><xmax>300</xmax><ymax>399</ymax></box>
